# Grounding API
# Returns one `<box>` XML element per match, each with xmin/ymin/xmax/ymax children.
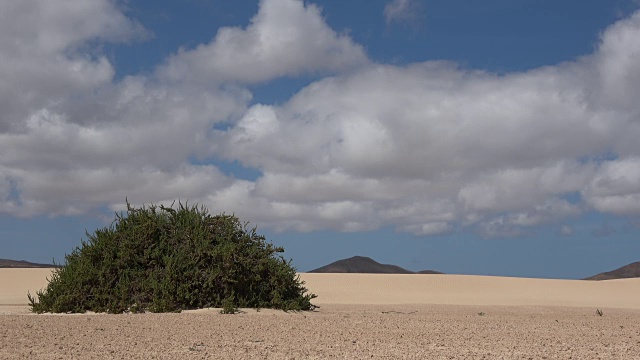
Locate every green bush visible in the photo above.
<box><xmin>28</xmin><ymin>201</ymin><xmax>316</xmax><ymax>313</ymax></box>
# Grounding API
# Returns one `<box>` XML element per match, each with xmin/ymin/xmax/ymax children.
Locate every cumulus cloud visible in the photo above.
<box><xmin>0</xmin><ymin>0</ymin><xmax>148</xmax><ymax>132</ymax></box>
<box><xmin>2</xmin><ymin>1</ymin><xmax>640</xmax><ymax>239</ymax></box>
<box><xmin>583</xmin><ymin>157</ymin><xmax>640</xmax><ymax>215</ymax></box>
<box><xmin>159</xmin><ymin>0</ymin><xmax>368</xmax><ymax>84</ymax></box>
<box><xmin>384</xmin><ymin>0</ymin><xmax>424</xmax><ymax>27</ymax></box>
<box><xmin>212</xmin><ymin>11</ymin><xmax>640</xmax><ymax>235</ymax></box>
<box><xmin>0</xmin><ymin>0</ymin><xmax>363</xmax><ymax>217</ymax></box>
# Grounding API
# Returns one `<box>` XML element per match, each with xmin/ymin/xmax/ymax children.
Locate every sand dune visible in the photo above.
<box><xmin>2</xmin><ymin>269</ymin><xmax>639</xmax><ymax>310</ymax></box>
<box><xmin>0</xmin><ymin>268</ymin><xmax>54</xmax><ymax>307</ymax></box>
<box><xmin>300</xmin><ymin>273</ymin><xmax>640</xmax><ymax>309</ymax></box>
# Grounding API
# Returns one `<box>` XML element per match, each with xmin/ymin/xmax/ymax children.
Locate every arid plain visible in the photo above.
<box><xmin>2</xmin><ymin>269</ymin><xmax>640</xmax><ymax>359</ymax></box>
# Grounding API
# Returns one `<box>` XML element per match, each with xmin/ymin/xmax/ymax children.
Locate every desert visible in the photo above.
<box><xmin>1</xmin><ymin>268</ymin><xmax>640</xmax><ymax>359</ymax></box>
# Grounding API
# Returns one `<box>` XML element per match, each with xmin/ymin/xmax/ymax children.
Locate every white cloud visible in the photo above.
<box><xmin>2</xmin><ymin>164</ymin><xmax>231</xmax><ymax>218</ymax></box>
<box><xmin>0</xmin><ymin>0</ymin><xmax>149</xmax><ymax>133</ymax></box>
<box><xmin>2</xmin><ymin>1</ymin><xmax>640</xmax><ymax>238</ymax></box>
<box><xmin>0</xmin><ymin>0</ymin><xmax>368</xmax><ymax>218</ymax></box>
<box><xmin>0</xmin><ymin>0</ymin><xmax>148</xmax><ymax>54</ymax></box>
<box><xmin>583</xmin><ymin>157</ymin><xmax>640</xmax><ymax>215</ymax></box>
<box><xmin>159</xmin><ymin>0</ymin><xmax>368</xmax><ymax>84</ymax></box>
<box><xmin>212</xmin><ymin>11</ymin><xmax>640</xmax><ymax>235</ymax></box>
<box><xmin>399</xmin><ymin>222</ymin><xmax>453</xmax><ymax>236</ymax></box>
<box><xmin>476</xmin><ymin>217</ymin><xmax>528</xmax><ymax>239</ymax></box>
<box><xmin>589</xmin><ymin>11</ymin><xmax>640</xmax><ymax>112</ymax></box>
<box><xmin>473</xmin><ymin>198</ymin><xmax>581</xmax><ymax>238</ymax></box>
<box><xmin>384</xmin><ymin>0</ymin><xmax>424</xmax><ymax>26</ymax></box>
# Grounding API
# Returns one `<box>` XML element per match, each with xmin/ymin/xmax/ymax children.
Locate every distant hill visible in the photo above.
<box><xmin>308</xmin><ymin>256</ymin><xmax>442</xmax><ymax>274</ymax></box>
<box><xmin>0</xmin><ymin>258</ymin><xmax>57</xmax><ymax>268</ymax></box>
<box><xmin>416</xmin><ymin>269</ymin><xmax>443</xmax><ymax>274</ymax></box>
<box><xmin>584</xmin><ymin>261</ymin><xmax>640</xmax><ymax>280</ymax></box>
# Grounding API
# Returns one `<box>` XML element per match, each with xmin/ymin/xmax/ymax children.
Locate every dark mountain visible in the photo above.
<box><xmin>584</xmin><ymin>261</ymin><xmax>640</xmax><ymax>280</ymax></box>
<box><xmin>416</xmin><ymin>269</ymin><xmax>444</xmax><ymax>275</ymax></box>
<box><xmin>308</xmin><ymin>256</ymin><xmax>442</xmax><ymax>274</ymax></box>
<box><xmin>309</xmin><ymin>256</ymin><xmax>413</xmax><ymax>274</ymax></box>
<box><xmin>0</xmin><ymin>258</ymin><xmax>57</xmax><ymax>268</ymax></box>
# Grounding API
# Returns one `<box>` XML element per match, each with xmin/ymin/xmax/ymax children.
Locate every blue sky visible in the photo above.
<box><xmin>2</xmin><ymin>0</ymin><xmax>640</xmax><ymax>278</ymax></box>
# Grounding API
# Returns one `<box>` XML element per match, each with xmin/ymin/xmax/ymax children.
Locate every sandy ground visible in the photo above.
<box><xmin>2</xmin><ymin>269</ymin><xmax>640</xmax><ymax>359</ymax></box>
<box><xmin>302</xmin><ymin>273</ymin><xmax>640</xmax><ymax>308</ymax></box>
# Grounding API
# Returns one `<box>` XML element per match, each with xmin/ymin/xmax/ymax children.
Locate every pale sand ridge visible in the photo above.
<box><xmin>2</xmin><ymin>269</ymin><xmax>639</xmax><ymax>310</ymax></box>
<box><xmin>0</xmin><ymin>268</ymin><xmax>54</xmax><ymax>306</ymax></box>
<box><xmin>300</xmin><ymin>273</ymin><xmax>640</xmax><ymax>309</ymax></box>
